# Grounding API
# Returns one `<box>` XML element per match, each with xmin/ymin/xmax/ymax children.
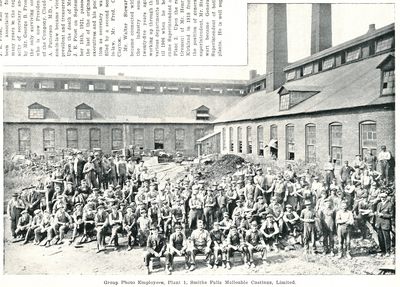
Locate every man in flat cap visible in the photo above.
<box><xmin>187</xmin><ymin>220</ymin><xmax>212</xmax><ymax>271</ymax></box>
<box><xmin>23</xmin><ymin>209</ymin><xmax>43</xmax><ymax>244</ymax></box>
<box><xmin>336</xmin><ymin>201</ymin><xmax>354</xmax><ymax>259</ymax></box>
<box><xmin>245</xmin><ymin>220</ymin><xmax>268</xmax><ymax>268</ymax></box>
<box><xmin>377</xmin><ymin>145</ymin><xmax>392</xmax><ymax>185</ymax></box>
<box><xmin>165</xmin><ymin>223</ymin><xmax>188</xmax><ymax>274</ymax></box>
<box><xmin>300</xmin><ymin>200</ymin><xmax>317</xmax><ymax>254</ymax></box>
<box><xmin>144</xmin><ymin>225</ymin><xmax>167</xmax><ymax>275</ymax></box>
<box><xmin>225</xmin><ymin>224</ymin><xmax>248</xmax><ymax>269</ymax></box>
<box><xmin>14</xmin><ymin>210</ymin><xmax>32</xmax><ymax>241</ymax></box>
<box><xmin>94</xmin><ymin>204</ymin><xmax>109</xmax><ymax>253</ymax></box>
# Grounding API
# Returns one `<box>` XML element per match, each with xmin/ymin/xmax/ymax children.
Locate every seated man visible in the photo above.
<box><xmin>23</xmin><ymin>209</ymin><xmax>43</xmax><ymax>244</ymax></box>
<box><xmin>282</xmin><ymin>204</ymin><xmax>300</xmax><ymax>237</ymax></box>
<box><xmin>80</xmin><ymin>206</ymin><xmax>96</xmax><ymax>244</ymax></box>
<box><xmin>34</xmin><ymin>210</ymin><xmax>52</xmax><ymax>245</ymax></box>
<box><xmin>14</xmin><ymin>210</ymin><xmax>32</xmax><ymax>241</ymax></box>
<box><xmin>50</xmin><ymin>205</ymin><xmax>72</xmax><ymax>245</ymax></box>
<box><xmin>123</xmin><ymin>206</ymin><xmax>138</xmax><ymax>250</ymax></box>
<box><xmin>186</xmin><ymin>220</ymin><xmax>212</xmax><ymax>271</ymax></box>
<box><xmin>69</xmin><ymin>203</ymin><xmax>84</xmax><ymax>244</ymax></box>
<box><xmin>225</xmin><ymin>225</ymin><xmax>248</xmax><ymax>270</ymax></box>
<box><xmin>165</xmin><ymin>224</ymin><xmax>188</xmax><ymax>275</ymax></box>
<box><xmin>260</xmin><ymin>213</ymin><xmax>280</xmax><ymax>251</ymax></box>
<box><xmin>245</xmin><ymin>220</ymin><xmax>268</xmax><ymax>268</ymax></box>
<box><xmin>144</xmin><ymin>225</ymin><xmax>167</xmax><ymax>275</ymax></box>
<box><xmin>94</xmin><ymin>204</ymin><xmax>109</xmax><ymax>253</ymax></box>
<box><xmin>209</xmin><ymin>222</ymin><xmax>226</xmax><ymax>268</ymax></box>
<box><xmin>107</xmin><ymin>204</ymin><xmax>123</xmax><ymax>250</ymax></box>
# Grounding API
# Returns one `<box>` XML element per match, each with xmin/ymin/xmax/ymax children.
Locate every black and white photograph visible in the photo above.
<box><xmin>1</xmin><ymin>1</ymin><xmax>398</xmax><ymax>285</ymax></box>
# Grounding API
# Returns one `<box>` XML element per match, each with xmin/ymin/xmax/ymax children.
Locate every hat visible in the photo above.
<box><xmin>256</xmin><ymin>167</ymin><xmax>263</xmax><ymax>171</ymax></box>
<box><xmin>251</xmin><ymin>221</ymin><xmax>258</xmax><ymax>227</ymax></box>
<box><xmin>304</xmin><ymin>200</ymin><xmax>312</xmax><ymax>206</ymax></box>
<box><xmin>75</xmin><ymin>202</ymin><xmax>83</xmax><ymax>207</ymax></box>
<box><xmin>230</xmin><ymin>225</ymin><xmax>237</xmax><ymax>229</ymax></box>
<box><xmin>34</xmin><ymin>210</ymin><xmax>41</xmax><ymax>215</ymax></box>
<box><xmin>12</xmin><ymin>192</ymin><xmax>19</xmax><ymax>197</ymax></box>
<box><xmin>217</xmin><ymin>186</ymin><xmax>224</xmax><ymax>190</ymax></box>
<box><xmin>285</xmin><ymin>204</ymin><xmax>292</xmax><ymax>208</ymax></box>
<box><xmin>97</xmin><ymin>204</ymin><xmax>105</xmax><ymax>210</ymax></box>
<box><xmin>379</xmin><ymin>193</ymin><xmax>387</xmax><ymax>198</ymax></box>
<box><xmin>236</xmin><ymin>180</ymin><xmax>243</xmax><ymax>184</ymax></box>
<box><xmin>361</xmin><ymin>192</ymin><xmax>369</xmax><ymax>198</ymax></box>
<box><xmin>257</xmin><ymin>195</ymin><xmax>263</xmax><ymax>200</ymax></box>
<box><xmin>198</xmin><ymin>180</ymin><xmax>205</xmax><ymax>184</ymax></box>
<box><xmin>115</xmin><ymin>185</ymin><xmax>121</xmax><ymax>189</ymax></box>
<box><xmin>21</xmin><ymin>210</ymin><xmax>28</xmax><ymax>214</ymax></box>
<box><xmin>93</xmin><ymin>188</ymin><xmax>99</xmax><ymax>192</ymax></box>
<box><xmin>381</xmin><ymin>145</ymin><xmax>386</xmax><ymax>149</ymax></box>
<box><xmin>266</xmin><ymin>213</ymin><xmax>274</xmax><ymax>218</ymax></box>
<box><xmin>213</xmin><ymin>222</ymin><xmax>220</xmax><ymax>226</ymax></box>
<box><xmin>223</xmin><ymin>211</ymin><xmax>229</xmax><ymax>216</ymax></box>
<box><xmin>77</xmin><ymin>150</ymin><xmax>83</xmax><ymax>154</ymax></box>
<box><xmin>236</xmin><ymin>199</ymin><xmax>244</xmax><ymax>204</ymax></box>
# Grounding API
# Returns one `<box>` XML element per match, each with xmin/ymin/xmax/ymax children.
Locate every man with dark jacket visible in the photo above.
<box><xmin>74</xmin><ymin>151</ymin><xmax>86</xmax><ymax>187</ymax></box>
<box><xmin>375</xmin><ymin>192</ymin><xmax>394</xmax><ymax>256</ymax></box>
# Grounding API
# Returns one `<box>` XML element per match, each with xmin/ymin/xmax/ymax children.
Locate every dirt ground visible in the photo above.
<box><xmin>3</xmin><ymin>162</ymin><xmax>396</xmax><ymax>275</ymax></box>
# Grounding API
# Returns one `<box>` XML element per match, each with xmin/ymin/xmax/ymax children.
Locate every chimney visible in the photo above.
<box><xmin>98</xmin><ymin>66</ymin><xmax>105</xmax><ymax>75</ymax></box>
<box><xmin>310</xmin><ymin>4</ymin><xmax>332</xmax><ymax>55</ymax></box>
<box><xmin>249</xmin><ymin>69</ymin><xmax>258</xmax><ymax>79</ymax></box>
<box><xmin>265</xmin><ymin>3</ymin><xmax>288</xmax><ymax>92</ymax></box>
<box><xmin>367</xmin><ymin>24</ymin><xmax>376</xmax><ymax>34</ymax></box>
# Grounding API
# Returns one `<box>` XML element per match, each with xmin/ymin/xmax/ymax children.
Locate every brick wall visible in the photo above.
<box><xmin>4</xmin><ymin>123</ymin><xmax>214</xmax><ymax>156</ymax></box>
<box><xmin>215</xmin><ymin>106</ymin><xmax>395</xmax><ymax>166</ymax></box>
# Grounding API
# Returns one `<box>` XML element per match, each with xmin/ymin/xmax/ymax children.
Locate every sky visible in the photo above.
<box><xmin>3</xmin><ymin>3</ymin><xmax>395</xmax><ymax>80</ymax></box>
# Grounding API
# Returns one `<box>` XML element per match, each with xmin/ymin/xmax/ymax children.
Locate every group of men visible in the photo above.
<box><xmin>6</xmin><ymin>145</ymin><xmax>395</xmax><ymax>274</ymax></box>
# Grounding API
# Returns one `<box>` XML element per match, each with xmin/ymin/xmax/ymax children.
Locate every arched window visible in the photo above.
<box><xmin>329</xmin><ymin>122</ymin><xmax>342</xmax><ymax>165</ymax></box>
<box><xmin>257</xmin><ymin>125</ymin><xmax>264</xmax><ymax>156</ymax></box>
<box><xmin>237</xmin><ymin>127</ymin><xmax>243</xmax><ymax>153</ymax></box>
<box><xmin>269</xmin><ymin>124</ymin><xmax>278</xmax><ymax>159</ymax></box>
<box><xmin>43</xmin><ymin>128</ymin><xmax>55</xmax><ymax>152</ymax></box>
<box><xmin>305</xmin><ymin>124</ymin><xmax>316</xmax><ymax>163</ymax></box>
<box><xmin>360</xmin><ymin>121</ymin><xmax>377</xmax><ymax>157</ymax></box>
<box><xmin>133</xmin><ymin>128</ymin><xmax>144</xmax><ymax>150</ymax></box>
<box><xmin>175</xmin><ymin>129</ymin><xmax>185</xmax><ymax>151</ymax></box>
<box><xmin>229</xmin><ymin>127</ymin><xmax>234</xmax><ymax>152</ymax></box>
<box><xmin>246</xmin><ymin>126</ymin><xmax>252</xmax><ymax>154</ymax></box>
<box><xmin>286</xmin><ymin>124</ymin><xmax>295</xmax><ymax>160</ymax></box>
<box><xmin>222</xmin><ymin>128</ymin><xmax>226</xmax><ymax>150</ymax></box>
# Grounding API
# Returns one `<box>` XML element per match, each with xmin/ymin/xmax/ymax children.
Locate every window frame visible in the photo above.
<box><xmin>89</xmin><ymin>128</ymin><xmax>101</xmax><ymax>150</ymax></box>
<box><xmin>286</xmin><ymin>124</ymin><xmax>295</xmax><ymax>160</ymax></box>
<box><xmin>154</xmin><ymin>128</ymin><xmax>165</xmax><ymax>150</ymax></box>
<box><xmin>381</xmin><ymin>69</ymin><xmax>395</xmax><ymax>96</ymax></box>
<box><xmin>229</xmin><ymin>127</ymin><xmax>234</xmax><ymax>152</ymax></box>
<box><xmin>43</xmin><ymin>128</ymin><xmax>56</xmax><ymax>152</ymax></box>
<box><xmin>237</xmin><ymin>126</ymin><xmax>243</xmax><ymax>153</ymax></box>
<box><xmin>66</xmin><ymin>128</ymin><xmax>78</xmax><ymax>149</ymax></box>
<box><xmin>28</xmin><ymin>108</ymin><xmax>45</xmax><ymax>119</ymax></box>
<box><xmin>359</xmin><ymin>121</ymin><xmax>377</xmax><ymax>158</ymax></box>
<box><xmin>345</xmin><ymin>47</ymin><xmax>361</xmax><ymax>62</ymax></box>
<box><xmin>329</xmin><ymin>122</ymin><xmax>343</xmax><ymax>166</ymax></box>
<box><xmin>133</xmin><ymin>128</ymin><xmax>145</xmax><ymax>150</ymax></box>
<box><xmin>222</xmin><ymin>128</ymin><xmax>226</xmax><ymax>150</ymax></box>
<box><xmin>76</xmin><ymin>108</ymin><xmax>92</xmax><ymax>120</ymax></box>
<box><xmin>280</xmin><ymin>93</ymin><xmax>290</xmax><ymax>111</ymax></box>
<box><xmin>175</xmin><ymin>128</ymin><xmax>185</xmax><ymax>151</ymax></box>
<box><xmin>257</xmin><ymin>125</ymin><xmax>264</xmax><ymax>156</ymax></box>
<box><xmin>18</xmin><ymin>128</ymin><xmax>31</xmax><ymax>153</ymax></box>
<box><xmin>246</xmin><ymin>126</ymin><xmax>252</xmax><ymax>154</ymax></box>
<box><xmin>305</xmin><ymin>123</ymin><xmax>316</xmax><ymax>163</ymax></box>
<box><xmin>111</xmin><ymin>128</ymin><xmax>123</xmax><ymax>151</ymax></box>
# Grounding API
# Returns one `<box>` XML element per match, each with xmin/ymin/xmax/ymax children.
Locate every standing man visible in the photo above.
<box><xmin>7</xmin><ymin>192</ymin><xmax>25</xmax><ymax>239</ymax></box>
<box><xmin>300</xmin><ymin>200</ymin><xmax>317</xmax><ymax>255</ymax></box>
<box><xmin>364</xmin><ymin>149</ymin><xmax>377</xmax><ymax>171</ymax></box>
<box><xmin>377</xmin><ymin>145</ymin><xmax>392</xmax><ymax>185</ymax></box>
<box><xmin>340</xmin><ymin>161</ymin><xmax>354</xmax><ymax>189</ymax></box>
<box><xmin>117</xmin><ymin>155</ymin><xmax>128</xmax><ymax>188</ymax></box>
<box><xmin>74</xmin><ymin>151</ymin><xmax>86</xmax><ymax>187</ymax></box>
<box><xmin>324</xmin><ymin>157</ymin><xmax>335</xmax><ymax>193</ymax></box>
<box><xmin>375</xmin><ymin>193</ymin><xmax>394</xmax><ymax>257</ymax></box>
<box><xmin>336</xmin><ymin>201</ymin><xmax>354</xmax><ymax>259</ymax></box>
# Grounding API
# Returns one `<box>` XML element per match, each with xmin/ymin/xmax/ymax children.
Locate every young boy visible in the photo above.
<box><xmin>300</xmin><ymin>200</ymin><xmax>316</xmax><ymax>254</ymax></box>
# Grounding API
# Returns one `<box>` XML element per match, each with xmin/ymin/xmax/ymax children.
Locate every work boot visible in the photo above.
<box><xmin>346</xmin><ymin>252</ymin><xmax>352</xmax><ymax>259</ymax></box>
<box><xmin>147</xmin><ymin>267</ymin><xmax>151</xmax><ymax>275</ymax></box>
<box><xmin>226</xmin><ymin>262</ymin><xmax>231</xmax><ymax>270</ymax></box>
<box><xmin>189</xmin><ymin>264</ymin><xmax>195</xmax><ymax>272</ymax></box>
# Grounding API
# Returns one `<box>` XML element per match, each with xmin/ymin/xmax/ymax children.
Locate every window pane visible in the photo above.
<box><xmin>303</xmin><ymin>64</ymin><xmax>313</xmax><ymax>75</ymax></box>
<box><xmin>76</xmin><ymin>109</ymin><xmax>92</xmax><ymax>120</ymax></box>
<box><xmin>29</xmin><ymin>108</ymin><xmax>45</xmax><ymax>119</ymax></box>
<box><xmin>286</xmin><ymin>70</ymin><xmax>296</xmax><ymax>81</ymax></box>
<box><xmin>229</xmin><ymin>127</ymin><xmax>234</xmax><ymax>151</ymax></box>
<box><xmin>94</xmin><ymin>82</ymin><xmax>106</xmax><ymax>90</ymax></box>
<box><xmin>376</xmin><ymin>36</ymin><xmax>393</xmax><ymax>53</ymax></box>
<box><xmin>68</xmin><ymin>82</ymin><xmax>81</xmax><ymax>90</ymax></box>
<box><xmin>346</xmin><ymin>48</ymin><xmax>361</xmax><ymax>62</ymax></box>
<box><xmin>280</xmin><ymin>94</ymin><xmax>290</xmax><ymax>110</ymax></box>
<box><xmin>322</xmin><ymin>57</ymin><xmax>334</xmax><ymax>70</ymax></box>
<box><xmin>39</xmin><ymin>80</ymin><xmax>55</xmax><ymax>89</ymax></box>
<box><xmin>361</xmin><ymin>122</ymin><xmax>377</xmax><ymax>151</ymax></box>
<box><xmin>382</xmin><ymin>70</ymin><xmax>395</xmax><ymax>95</ymax></box>
<box><xmin>270</xmin><ymin>125</ymin><xmax>277</xmax><ymax>140</ymax></box>
<box><xmin>222</xmin><ymin>128</ymin><xmax>226</xmax><ymax>150</ymax></box>
<box><xmin>133</xmin><ymin>128</ymin><xmax>145</xmax><ymax>149</ymax></box>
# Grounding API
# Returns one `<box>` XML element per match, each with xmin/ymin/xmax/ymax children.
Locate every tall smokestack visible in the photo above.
<box><xmin>265</xmin><ymin>4</ymin><xmax>288</xmax><ymax>92</ymax></box>
<box><xmin>311</xmin><ymin>4</ymin><xmax>332</xmax><ymax>54</ymax></box>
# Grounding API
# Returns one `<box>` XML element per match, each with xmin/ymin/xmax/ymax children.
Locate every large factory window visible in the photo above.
<box><xmin>222</xmin><ymin>128</ymin><xmax>226</xmax><ymax>150</ymax></box>
<box><xmin>257</xmin><ymin>125</ymin><xmax>264</xmax><ymax>156</ymax></box>
<box><xmin>269</xmin><ymin>124</ymin><xmax>278</xmax><ymax>159</ymax></box>
<box><xmin>286</xmin><ymin>124</ymin><xmax>295</xmax><ymax>160</ymax></box>
<box><xmin>66</xmin><ymin>128</ymin><xmax>78</xmax><ymax>149</ymax></box>
<box><xmin>89</xmin><ymin>128</ymin><xmax>101</xmax><ymax>150</ymax></box>
<box><xmin>175</xmin><ymin>129</ymin><xmax>185</xmax><ymax>151</ymax></box>
<box><xmin>246</xmin><ymin>126</ymin><xmax>252</xmax><ymax>154</ymax></box>
<box><xmin>382</xmin><ymin>70</ymin><xmax>395</xmax><ymax>95</ymax></box>
<box><xmin>376</xmin><ymin>36</ymin><xmax>394</xmax><ymax>53</ymax></box>
<box><xmin>112</xmin><ymin>128</ymin><xmax>123</xmax><ymax>150</ymax></box>
<box><xmin>154</xmin><ymin>129</ymin><xmax>165</xmax><ymax>150</ymax></box>
<box><xmin>18</xmin><ymin>128</ymin><xmax>31</xmax><ymax>152</ymax></box>
<box><xmin>237</xmin><ymin>127</ymin><xmax>243</xmax><ymax>153</ymax></box>
<box><xmin>360</xmin><ymin>121</ymin><xmax>377</xmax><ymax>158</ymax></box>
<box><xmin>133</xmin><ymin>128</ymin><xmax>145</xmax><ymax>150</ymax></box>
<box><xmin>229</xmin><ymin>127</ymin><xmax>234</xmax><ymax>152</ymax></box>
<box><xmin>305</xmin><ymin>124</ymin><xmax>316</xmax><ymax>163</ymax></box>
<box><xmin>329</xmin><ymin>123</ymin><xmax>343</xmax><ymax>165</ymax></box>
<box><xmin>43</xmin><ymin>128</ymin><xmax>56</xmax><ymax>152</ymax></box>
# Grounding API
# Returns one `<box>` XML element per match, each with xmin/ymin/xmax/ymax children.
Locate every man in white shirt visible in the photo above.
<box><xmin>377</xmin><ymin>145</ymin><xmax>391</xmax><ymax>185</ymax></box>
